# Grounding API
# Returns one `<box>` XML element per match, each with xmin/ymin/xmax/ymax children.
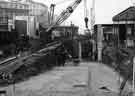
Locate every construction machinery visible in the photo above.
<box><xmin>0</xmin><ymin>0</ymin><xmax>97</xmax><ymax>83</ymax></box>
<box><xmin>48</xmin><ymin>0</ymin><xmax>78</xmax><ymax>25</ymax></box>
<box><xmin>0</xmin><ymin>0</ymin><xmax>83</xmax><ymax>81</ymax></box>
<box><xmin>84</xmin><ymin>0</ymin><xmax>89</xmax><ymax>29</ymax></box>
<box><xmin>46</xmin><ymin>0</ymin><xmax>82</xmax><ymax>32</ymax></box>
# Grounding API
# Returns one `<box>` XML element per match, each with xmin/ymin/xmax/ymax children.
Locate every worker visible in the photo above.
<box><xmin>55</xmin><ymin>44</ymin><xmax>72</xmax><ymax>66</ymax></box>
<box><xmin>15</xmin><ymin>34</ymin><xmax>31</xmax><ymax>54</ymax></box>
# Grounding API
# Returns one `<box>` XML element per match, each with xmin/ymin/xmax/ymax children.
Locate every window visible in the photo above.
<box><xmin>131</xmin><ymin>24</ymin><xmax>135</xmax><ymax>36</ymax></box>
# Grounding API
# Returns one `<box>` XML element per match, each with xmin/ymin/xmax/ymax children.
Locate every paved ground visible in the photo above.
<box><xmin>0</xmin><ymin>61</ymin><xmax>132</xmax><ymax>96</ymax></box>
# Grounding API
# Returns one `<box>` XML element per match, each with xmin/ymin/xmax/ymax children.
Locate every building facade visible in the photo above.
<box><xmin>0</xmin><ymin>0</ymin><xmax>48</xmax><ymax>21</ymax></box>
<box><xmin>0</xmin><ymin>0</ymin><xmax>48</xmax><ymax>36</ymax></box>
<box><xmin>0</xmin><ymin>0</ymin><xmax>29</xmax><ymax>19</ymax></box>
<box><xmin>113</xmin><ymin>6</ymin><xmax>135</xmax><ymax>48</ymax></box>
<box><xmin>27</xmin><ymin>0</ymin><xmax>48</xmax><ymax>16</ymax></box>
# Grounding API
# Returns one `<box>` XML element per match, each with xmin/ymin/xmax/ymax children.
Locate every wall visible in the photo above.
<box><xmin>15</xmin><ymin>16</ymin><xmax>39</xmax><ymax>38</ymax></box>
<box><xmin>113</xmin><ymin>23</ymin><xmax>135</xmax><ymax>47</ymax></box>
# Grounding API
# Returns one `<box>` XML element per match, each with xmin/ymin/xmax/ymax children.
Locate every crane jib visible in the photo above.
<box><xmin>46</xmin><ymin>0</ymin><xmax>82</xmax><ymax>32</ymax></box>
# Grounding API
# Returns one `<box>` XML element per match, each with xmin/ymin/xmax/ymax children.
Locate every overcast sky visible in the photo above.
<box><xmin>34</xmin><ymin>0</ymin><xmax>134</xmax><ymax>33</ymax></box>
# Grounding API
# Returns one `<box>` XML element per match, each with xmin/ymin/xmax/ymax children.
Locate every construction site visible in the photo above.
<box><xmin>0</xmin><ymin>0</ymin><xmax>134</xmax><ymax>96</ymax></box>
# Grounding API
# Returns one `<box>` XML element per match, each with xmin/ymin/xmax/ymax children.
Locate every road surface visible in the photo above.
<box><xmin>0</xmin><ymin>61</ymin><xmax>132</xmax><ymax>96</ymax></box>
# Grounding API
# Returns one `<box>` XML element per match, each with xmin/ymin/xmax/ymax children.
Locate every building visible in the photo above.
<box><xmin>95</xmin><ymin>6</ymin><xmax>135</xmax><ymax>48</ymax></box>
<box><xmin>5</xmin><ymin>0</ymin><xmax>48</xmax><ymax>16</ymax></box>
<box><xmin>0</xmin><ymin>0</ymin><xmax>48</xmax><ymax>25</ymax></box>
<box><xmin>26</xmin><ymin>0</ymin><xmax>48</xmax><ymax>16</ymax></box>
<box><xmin>113</xmin><ymin>6</ymin><xmax>135</xmax><ymax>47</ymax></box>
<box><xmin>51</xmin><ymin>25</ymin><xmax>79</xmax><ymax>39</ymax></box>
<box><xmin>0</xmin><ymin>0</ymin><xmax>29</xmax><ymax>19</ymax></box>
<box><xmin>0</xmin><ymin>0</ymin><xmax>49</xmax><ymax>37</ymax></box>
<box><xmin>25</xmin><ymin>0</ymin><xmax>49</xmax><ymax>32</ymax></box>
<box><xmin>94</xmin><ymin>24</ymin><xmax>117</xmax><ymax>48</ymax></box>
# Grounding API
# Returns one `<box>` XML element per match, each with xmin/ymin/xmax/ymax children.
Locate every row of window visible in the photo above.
<box><xmin>0</xmin><ymin>3</ymin><xmax>29</xmax><ymax>10</ymax></box>
<box><xmin>0</xmin><ymin>17</ymin><xmax>8</xmax><ymax>24</ymax></box>
<box><xmin>0</xmin><ymin>11</ymin><xmax>28</xmax><ymax>19</ymax></box>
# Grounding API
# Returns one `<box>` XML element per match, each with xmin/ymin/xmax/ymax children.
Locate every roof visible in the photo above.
<box><xmin>0</xmin><ymin>0</ymin><xmax>29</xmax><ymax>10</ymax></box>
<box><xmin>113</xmin><ymin>6</ymin><xmax>135</xmax><ymax>21</ymax></box>
<box><xmin>94</xmin><ymin>24</ymin><xmax>113</xmax><ymax>27</ymax></box>
<box><xmin>28</xmin><ymin>0</ymin><xmax>48</xmax><ymax>8</ymax></box>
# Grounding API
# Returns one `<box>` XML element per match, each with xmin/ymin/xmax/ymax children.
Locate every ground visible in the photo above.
<box><xmin>0</xmin><ymin>61</ymin><xmax>132</xmax><ymax>96</ymax></box>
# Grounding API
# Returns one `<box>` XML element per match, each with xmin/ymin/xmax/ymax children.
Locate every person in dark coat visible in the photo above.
<box><xmin>55</xmin><ymin>44</ymin><xmax>71</xmax><ymax>66</ymax></box>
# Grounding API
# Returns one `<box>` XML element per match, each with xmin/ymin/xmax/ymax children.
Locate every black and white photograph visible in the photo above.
<box><xmin>0</xmin><ymin>0</ymin><xmax>134</xmax><ymax>96</ymax></box>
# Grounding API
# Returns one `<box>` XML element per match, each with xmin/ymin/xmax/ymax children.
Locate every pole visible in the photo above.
<box><xmin>8</xmin><ymin>81</ymin><xmax>15</xmax><ymax>96</ymax></box>
<box><xmin>27</xmin><ymin>1</ymin><xmax>30</xmax><ymax>36</ymax></box>
<box><xmin>133</xmin><ymin>57</ymin><xmax>135</xmax><ymax>94</ymax></box>
<box><xmin>13</xmin><ymin>81</ymin><xmax>16</xmax><ymax>96</ymax></box>
<box><xmin>97</xmin><ymin>25</ymin><xmax>103</xmax><ymax>62</ymax></box>
<box><xmin>87</xmin><ymin>67</ymin><xmax>93</xmax><ymax>96</ymax></box>
<box><xmin>78</xmin><ymin>41</ymin><xmax>82</xmax><ymax>61</ymax></box>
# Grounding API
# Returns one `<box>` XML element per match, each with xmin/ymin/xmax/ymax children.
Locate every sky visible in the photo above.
<box><xmin>34</xmin><ymin>0</ymin><xmax>134</xmax><ymax>33</ymax></box>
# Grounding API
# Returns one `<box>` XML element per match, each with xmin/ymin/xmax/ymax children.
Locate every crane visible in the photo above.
<box><xmin>90</xmin><ymin>0</ymin><xmax>95</xmax><ymax>34</ymax></box>
<box><xmin>46</xmin><ymin>0</ymin><xmax>82</xmax><ymax>32</ymax></box>
<box><xmin>84</xmin><ymin>0</ymin><xmax>89</xmax><ymax>29</ymax></box>
<box><xmin>49</xmin><ymin>3</ymin><xmax>56</xmax><ymax>25</ymax></box>
<box><xmin>49</xmin><ymin>0</ymin><xmax>75</xmax><ymax>25</ymax></box>
<box><xmin>48</xmin><ymin>0</ymin><xmax>94</xmax><ymax>33</ymax></box>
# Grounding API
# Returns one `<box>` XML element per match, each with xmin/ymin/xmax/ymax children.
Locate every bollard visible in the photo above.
<box><xmin>87</xmin><ymin>67</ymin><xmax>93</xmax><ymax>96</ymax></box>
<box><xmin>8</xmin><ymin>82</ymin><xmax>16</xmax><ymax>96</ymax></box>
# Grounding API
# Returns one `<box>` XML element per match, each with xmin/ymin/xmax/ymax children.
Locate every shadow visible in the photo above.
<box><xmin>0</xmin><ymin>50</ymin><xmax>66</xmax><ymax>87</ymax></box>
